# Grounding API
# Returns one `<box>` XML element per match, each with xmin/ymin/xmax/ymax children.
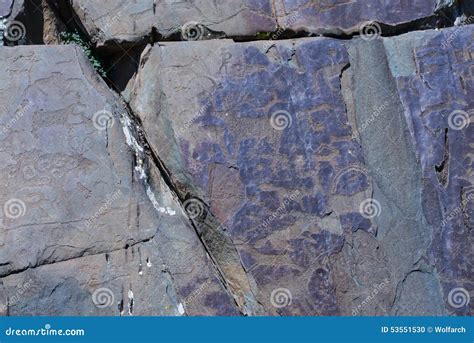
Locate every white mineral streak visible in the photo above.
<box><xmin>177</xmin><ymin>303</ymin><xmax>185</xmax><ymax>315</ymax></box>
<box><xmin>120</xmin><ymin>112</ymin><xmax>176</xmax><ymax>216</ymax></box>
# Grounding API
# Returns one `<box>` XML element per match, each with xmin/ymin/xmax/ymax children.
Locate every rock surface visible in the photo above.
<box><xmin>44</xmin><ymin>0</ymin><xmax>469</xmax><ymax>48</ymax></box>
<box><xmin>383</xmin><ymin>27</ymin><xmax>474</xmax><ymax>316</ymax></box>
<box><xmin>0</xmin><ymin>45</ymin><xmax>239</xmax><ymax>316</ymax></box>
<box><xmin>126</xmin><ymin>38</ymin><xmax>359</xmax><ymax>315</ymax></box>
<box><xmin>0</xmin><ymin>0</ymin><xmax>13</xmax><ymax>18</ymax></box>
<box><xmin>0</xmin><ymin>0</ymin><xmax>472</xmax><ymax>317</ymax></box>
<box><xmin>274</xmin><ymin>0</ymin><xmax>439</xmax><ymax>34</ymax></box>
<box><xmin>60</xmin><ymin>0</ymin><xmax>277</xmax><ymax>47</ymax></box>
<box><xmin>125</xmin><ymin>25</ymin><xmax>473</xmax><ymax>315</ymax></box>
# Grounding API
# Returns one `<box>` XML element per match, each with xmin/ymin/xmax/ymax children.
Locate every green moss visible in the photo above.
<box><xmin>59</xmin><ymin>32</ymin><xmax>107</xmax><ymax>77</ymax></box>
<box><xmin>255</xmin><ymin>31</ymin><xmax>272</xmax><ymax>40</ymax></box>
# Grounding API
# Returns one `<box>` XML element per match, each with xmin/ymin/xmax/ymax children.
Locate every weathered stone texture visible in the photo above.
<box><xmin>0</xmin><ymin>45</ymin><xmax>239</xmax><ymax>316</ymax></box>
<box><xmin>66</xmin><ymin>0</ymin><xmax>276</xmax><ymax>46</ymax></box>
<box><xmin>125</xmin><ymin>25</ymin><xmax>473</xmax><ymax>316</ymax></box>
<box><xmin>0</xmin><ymin>0</ymin><xmax>13</xmax><ymax>17</ymax></box>
<box><xmin>46</xmin><ymin>0</ymin><xmax>472</xmax><ymax>48</ymax></box>
<box><xmin>383</xmin><ymin>26</ymin><xmax>474</xmax><ymax>315</ymax></box>
<box><xmin>275</xmin><ymin>0</ymin><xmax>439</xmax><ymax>34</ymax></box>
<box><xmin>0</xmin><ymin>1</ymin><xmax>472</xmax><ymax>318</ymax></box>
<box><xmin>126</xmin><ymin>38</ymin><xmax>391</xmax><ymax>315</ymax></box>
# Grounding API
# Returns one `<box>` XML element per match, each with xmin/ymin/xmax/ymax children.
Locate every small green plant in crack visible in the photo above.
<box><xmin>255</xmin><ymin>31</ymin><xmax>272</xmax><ymax>40</ymax></box>
<box><xmin>59</xmin><ymin>31</ymin><xmax>107</xmax><ymax>77</ymax></box>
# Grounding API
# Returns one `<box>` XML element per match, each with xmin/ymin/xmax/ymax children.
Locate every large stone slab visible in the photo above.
<box><xmin>66</xmin><ymin>0</ymin><xmax>276</xmax><ymax>47</ymax></box>
<box><xmin>56</xmin><ymin>0</ymin><xmax>466</xmax><ymax>48</ymax></box>
<box><xmin>343</xmin><ymin>35</ymin><xmax>447</xmax><ymax>316</ymax></box>
<box><xmin>274</xmin><ymin>0</ymin><xmax>440</xmax><ymax>34</ymax></box>
<box><xmin>126</xmin><ymin>26</ymin><xmax>473</xmax><ymax>315</ymax></box>
<box><xmin>0</xmin><ymin>45</ymin><xmax>156</xmax><ymax>276</ymax></box>
<box><xmin>0</xmin><ymin>45</ymin><xmax>239</xmax><ymax>316</ymax></box>
<box><xmin>382</xmin><ymin>25</ymin><xmax>474</xmax><ymax>315</ymax></box>
<box><xmin>0</xmin><ymin>242</ymin><xmax>179</xmax><ymax>316</ymax></box>
<box><xmin>125</xmin><ymin>38</ymin><xmax>390</xmax><ymax>315</ymax></box>
<box><xmin>1</xmin><ymin>8</ymin><xmax>472</xmax><ymax>318</ymax></box>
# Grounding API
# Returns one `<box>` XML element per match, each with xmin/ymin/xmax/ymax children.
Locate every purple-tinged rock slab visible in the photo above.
<box><xmin>0</xmin><ymin>0</ymin><xmax>13</xmax><ymax>17</ymax></box>
<box><xmin>0</xmin><ymin>45</ymin><xmax>239</xmax><ymax>316</ymax></box>
<box><xmin>126</xmin><ymin>38</ymin><xmax>394</xmax><ymax>315</ymax></box>
<box><xmin>384</xmin><ymin>25</ymin><xmax>474</xmax><ymax>315</ymax></box>
<box><xmin>274</xmin><ymin>0</ymin><xmax>439</xmax><ymax>34</ymax></box>
<box><xmin>62</xmin><ymin>0</ymin><xmax>276</xmax><ymax>47</ymax></box>
<box><xmin>126</xmin><ymin>26</ymin><xmax>473</xmax><ymax>315</ymax></box>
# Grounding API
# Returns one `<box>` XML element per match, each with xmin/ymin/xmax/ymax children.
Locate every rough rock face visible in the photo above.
<box><xmin>275</xmin><ymin>0</ymin><xmax>439</xmax><ymax>34</ymax></box>
<box><xmin>125</xmin><ymin>25</ymin><xmax>473</xmax><ymax>315</ymax></box>
<box><xmin>125</xmin><ymin>38</ymin><xmax>358</xmax><ymax>316</ymax></box>
<box><xmin>0</xmin><ymin>0</ymin><xmax>13</xmax><ymax>17</ymax></box>
<box><xmin>45</xmin><ymin>0</ymin><xmax>467</xmax><ymax>48</ymax></box>
<box><xmin>345</xmin><ymin>27</ymin><xmax>474</xmax><ymax>315</ymax></box>
<box><xmin>0</xmin><ymin>0</ymin><xmax>23</xmax><ymax>19</ymax></box>
<box><xmin>58</xmin><ymin>0</ymin><xmax>277</xmax><ymax>46</ymax></box>
<box><xmin>0</xmin><ymin>45</ymin><xmax>239</xmax><ymax>316</ymax></box>
<box><xmin>382</xmin><ymin>28</ymin><xmax>474</xmax><ymax>315</ymax></box>
<box><xmin>0</xmin><ymin>0</ymin><xmax>472</xmax><ymax>317</ymax></box>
